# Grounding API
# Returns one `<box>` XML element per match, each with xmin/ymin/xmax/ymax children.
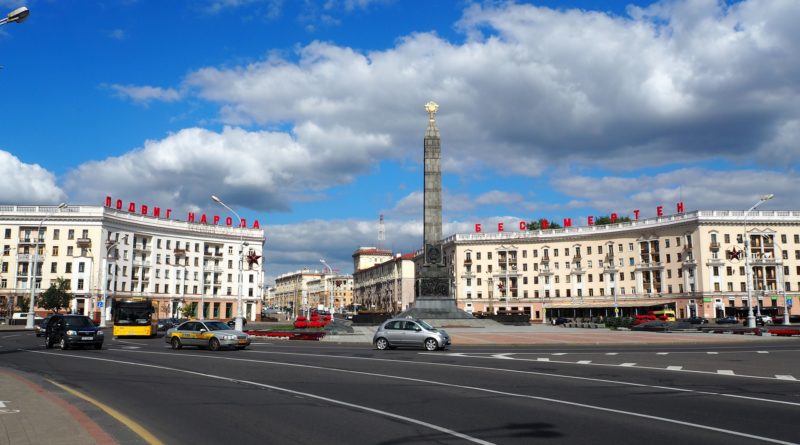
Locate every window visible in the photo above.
<box><xmin>629</xmin><ymin>258</ymin><xmax>635</xmax><ymax>266</ymax></box>
<box><xmin>0</xmin><ymin>262</ymin><xmax>6</xmax><ymax>273</ymax></box>
<box><xmin>587</xmin><ymin>246</ymin><xmax>592</xmax><ymax>255</ymax></box>
<box><xmin>81</xmin><ymin>229</ymin><xmax>88</xmax><ymax>239</ymax></box>
<box><xmin>52</xmin><ymin>229</ymin><xmax>59</xmax><ymax>240</ymax></box>
<box><xmin>68</xmin><ymin>229</ymin><xmax>74</xmax><ymax>240</ymax></box>
<box><xmin>628</xmin><ymin>243</ymin><xmax>634</xmax><ymax>251</ymax></box>
<box><xmin>66</xmin><ymin>263</ymin><xmax>72</xmax><ymax>273</ymax></box>
<box><xmin>3</xmin><ymin>229</ymin><xmax>9</xmax><ymax>239</ymax></box>
<box><xmin>477</xmin><ymin>278</ymin><xmax>482</xmax><ymax>286</ymax></box>
<box><xmin>477</xmin><ymin>265</ymin><xmax>481</xmax><ymax>273</ymax></box>
<box><xmin>228</xmin><ymin>246</ymin><xmax>234</xmax><ymax>255</ymax></box>
<box><xmin>523</xmin><ymin>277</ymin><xmax>528</xmax><ymax>285</ymax></box>
<box><xmin>228</xmin><ymin>260</ymin><xmax>233</xmax><ymax>269</ymax></box>
<box><xmin>781</xmin><ymin>234</ymin><xmax>787</xmax><ymax>244</ymax></box>
<box><xmin>2</xmin><ymin>245</ymin><xmax>8</xmax><ymax>256</ymax></box>
<box><xmin>156</xmin><ymin>254</ymin><xmax>161</xmax><ymax>264</ymax></box>
<box><xmin>78</xmin><ymin>262</ymin><xmax>85</xmax><ymax>273</ymax></box>
<box><xmin>476</xmin><ymin>252</ymin><xmax>481</xmax><ymax>260</ymax></box>
<box><xmin>155</xmin><ymin>284</ymin><xmax>160</xmax><ymax>293</ymax></box>
<box><xmin>487</xmin><ymin>252</ymin><xmax>492</xmax><ymax>260</ymax></box>
<box><xmin>77</xmin><ymin>279</ymin><xmax>84</xmax><ymax>290</ymax></box>
<box><xmin>618</xmin><ymin>244</ymin><xmax>623</xmax><ymax>253</ymax></box>
<box><xmin>665</xmin><ymin>239</ymin><xmax>670</xmax><ymax>248</ymax></box>
<box><xmin>157</xmin><ymin>239</ymin><xmax>162</xmax><ymax>248</ymax></box>
<box><xmin>713</xmin><ymin>267</ymin><xmax>719</xmax><ymax>276</ymax></box>
<box><xmin>795</xmin><ymin>234</ymin><xmax>800</xmax><ymax>243</ymax></box>
<box><xmin>522</xmin><ymin>250</ymin><xmax>527</xmax><ymax>258</ymax></box>
<box><xmin>523</xmin><ymin>263</ymin><xmax>528</xmax><ymax>271</ymax></box>
<box><xmin>249</xmin><ymin>275</ymin><xmax>254</xmax><ymax>283</ymax></box>
<box><xmin>67</xmin><ymin>246</ymin><xmax>73</xmax><ymax>256</ymax></box>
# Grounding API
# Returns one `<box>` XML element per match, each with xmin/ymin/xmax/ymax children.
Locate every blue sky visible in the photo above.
<box><xmin>1</xmin><ymin>0</ymin><xmax>798</xmax><ymax>282</ymax></box>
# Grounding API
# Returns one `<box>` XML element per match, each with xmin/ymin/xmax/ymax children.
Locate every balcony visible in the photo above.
<box><xmin>16</xmin><ymin>253</ymin><xmax>44</xmax><ymax>262</ymax></box>
<box><xmin>705</xmin><ymin>257</ymin><xmax>724</xmax><ymax>266</ymax></box>
<box><xmin>133</xmin><ymin>259</ymin><xmax>151</xmax><ymax>267</ymax></box>
<box><xmin>635</xmin><ymin>261</ymin><xmax>664</xmax><ymax>271</ymax></box>
<box><xmin>203</xmin><ymin>266</ymin><xmax>223</xmax><ymax>273</ymax></box>
<box><xmin>709</xmin><ymin>241</ymin><xmax>720</xmax><ymax>251</ymax></box>
<box><xmin>203</xmin><ymin>251</ymin><xmax>223</xmax><ymax>257</ymax></box>
<box><xmin>537</xmin><ymin>268</ymin><xmax>553</xmax><ymax>276</ymax></box>
<box><xmin>463</xmin><ymin>256</ymin><xmax>472</xmax><ymax>264</ymax></box>
<box><xmin>17</xmin><ymin>237</ymin><xmax>44</xmax><ymax>244</ymax></box>
<box><xmin>76</xmin><ymin>238</ymin><xmax>92</xmax><ymax>248</ymax></box>
<box><xmin>572</xmin><ymin>254</ymin><xmax>582</xmax><ymax>263</ymax></box>
<box><xmin>540</xmin><ymin>256</ymin><xmax>550</xmax><ymax>266</ymax></box>
<box><xmin>173</xmin><ymin>248</ymin><xmax>186</xmax><ymax>257</ymax></box>
<box><xmin>133</xmin><ymin>244</ymin><xmax>151</xmax><ymax>252</ymax></box>
<box><xmin>461</xmin><ymin>272</ymin><xmax>475</xmax><ymax>279</ymax></box>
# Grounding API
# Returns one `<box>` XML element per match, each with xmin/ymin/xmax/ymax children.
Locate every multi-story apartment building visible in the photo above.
<box><xmin>352</xmin><ymin>247</ymin><xmax>393</xmax><ymax>272</ymax></box>
<box><xmin>353</xmin><ymin>253</ymin><xmax>415</xmax><ymax>312</ymax></box>
<box><xmin>307</xmin><ymin>274</ymin><xmax>354</xmax><ymax>311</ymax></box>
<box><xmin>441</xmin><ymin>210</ymin><xmax>799</xmax><ymax>322</ymax></box>
<box><xmin>0</xmin><ymin>204</ymin><xmax>265</xmax><ymax>321</ymax></box>
<box><xmin>273</xmin><ymin>269</ymin><xmax>322</xmax><ymax>316</ymax></box>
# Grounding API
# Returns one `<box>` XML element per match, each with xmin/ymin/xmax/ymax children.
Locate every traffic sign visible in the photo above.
<box><xmin>97</xmin><ymin>301</ymin><xmax>104</xmax><ymax>308</ymax></box>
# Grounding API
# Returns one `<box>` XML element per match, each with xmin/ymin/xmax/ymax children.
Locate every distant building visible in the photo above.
<box><xmin>307</xmin><ymin>274</ymin><xmax>354</xmax><ymax>311</ymax></box>
<box><xmin>352</xmin><ymin>247</ymin><xmax>392</xmax><ymax>272</ymax></box>
<box><xmin>353</xmin><ymin>253</ymin><xmax>415</xmax><ymax>312</ymax></box>
<box><xmin>0</xmin><ymin>204</ymin><xmax>265</xmax><ymax>321</ymax></box>
<box><xmin>441</xmin><ymin>210</ymin><xmax>799</xmax><ymax>321</ymax></box>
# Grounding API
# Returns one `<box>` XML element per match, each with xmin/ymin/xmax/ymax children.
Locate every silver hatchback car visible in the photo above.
<box><xmin>373</xmin><ymin>318</ymin><xmax>450</xmax><ymax>351</ymax></box>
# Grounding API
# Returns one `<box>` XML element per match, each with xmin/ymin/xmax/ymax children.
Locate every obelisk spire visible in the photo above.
<box><xmin>423</xmin><ymin>101</ymin><xmax>442</xmax><ymax>247</ymax></box>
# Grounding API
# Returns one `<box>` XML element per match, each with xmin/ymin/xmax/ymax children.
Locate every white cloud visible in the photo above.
<box><xmin>0</xmin><ymin>151</ymin><xmax>65</xmax><ymax>204</ymax></box>
<box><xmin>63</xmin><ymin>125</ymin><xmax>392</xmax><ymax>214</ymax></box>
<box><xmin>107</xmin><ymin>84</ymin><xmax>181</xmax><ymax>105</ymax></box>
<box><xmin>108</xmin><ymin>29</ymin><xmax>126</xmax><ymax>40</ymax></box>
<box><xmin>475</xmin><ymin>190</ymin><xmax>523</xmax><ymax>206</ymax></box>
<box><xmin>181</xmin><ymin>0</ymin><xmax>800</xmax><ymax>175</ymax></box>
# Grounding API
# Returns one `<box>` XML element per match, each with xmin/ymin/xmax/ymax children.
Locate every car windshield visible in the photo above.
<box><xmin>203</xmin><ymin>322</ymin><xmax>232</xmax><ymax>331</ymax></box>
<box><xmin>417</xmin><ymin>320</ymin><xmax>434</xmax><ymax>330</ymax></box>
<box><xmin>65</xmin><ymin>317</ymin><xmax>95</xmax><ymax>328</ymax></box>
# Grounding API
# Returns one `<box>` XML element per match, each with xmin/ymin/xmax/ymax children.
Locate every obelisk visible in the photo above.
<box><xmin>400</xmin><ymin>102</ymin><xmax>472</xmax><ymax>319</ymax></box>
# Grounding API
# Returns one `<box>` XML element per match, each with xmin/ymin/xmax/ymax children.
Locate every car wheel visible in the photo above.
<box><xmin>424</xmin><ymin>338</ymin><xmax>439</xmax><ymax>351</ymax></box>
<box><xmin>375</xmin><ymin>337</ymin><xmax>389</xmax><ymax>350</ymax></box>
<box><xmin>45</xmin><ymin>335</ymin><xmax>52</xmax><ymax>349</ymax></box>
<box><xmin>59</xmin><ymin>337</ymin><xmax>69</xmax><ymax>350</ymax></box>
<box><xmin>209</xmin><ymin>338</ymin><xmax>221</xmax><ymax>352</ymax></box>
<box><xmin>170</xmin><ymin>337</ymin><xmax>182</xmax><ymax>350</ymax></box>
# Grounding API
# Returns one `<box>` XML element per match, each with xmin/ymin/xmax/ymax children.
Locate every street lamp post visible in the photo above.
<box><xmin>320</xmin><ymin>259</ymin><xmax>334</xmax><ymax>314</ymax></box>
<box><xmin>744</xmin><ymin>194</ymin><xmax>774</xmax><ymax>329</ymax></box>
<box><xmin>211</xmin><ymin>195</ymin><xmax>245</xmax><ymax>332</ymax></box>
<box><xmin>26</xmin><ymin>203</ymin><xmax>67</xmax><ymax>329</ymax></box>
<box><xmin>0</xmin><ymin>6</ymin><xmax>29</xmax><ymax>26</ymax></box>
<box><xmin>100</xmin><ymin>234</ymin><xmax>127</xmax><ymax>327</ymax></box>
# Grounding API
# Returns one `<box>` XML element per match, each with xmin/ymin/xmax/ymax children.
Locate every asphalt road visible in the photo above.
<box><xmin>1</xmin><ymin>332</ymin><xmax>799</xmax><ymax>445</ymax></box>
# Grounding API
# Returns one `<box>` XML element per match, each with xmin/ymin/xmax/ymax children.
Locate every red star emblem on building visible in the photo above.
<box><xmin>246</xmin><ymin>251</ymin><xmax>261</xmax><ymax>266</ymax></box>
<box><xmin>728</xmin><ymin>247</ymin><xmax>742</xmax><ymax>261</ymax></box>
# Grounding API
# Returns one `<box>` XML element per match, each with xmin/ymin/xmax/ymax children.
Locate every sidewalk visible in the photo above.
<box><xmin>0</xmin><ymin>369</ymin><xmax>116</xmax><ymax>445</ymax></box>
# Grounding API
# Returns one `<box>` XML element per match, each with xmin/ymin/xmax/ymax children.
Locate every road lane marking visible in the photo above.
<box><xmin>577</xmin><ymin>360</ymin><xmax>592</xmax><ymax>364</ymax></box>
<box><xmin>551</xmin><ymin>353</ymin><xmax>567</xmax><ymax>356</ymax></box>
<box><xmin>656</xmin><ymin>352</ymin><xmax>669</xmax><ymax>355</ymax></box>
<box><xmin>717</xmin><ymin>370</ymin><xmax>735</xmax><ymax>375</ymax></box>
<box><xmin>47</xmin><ymin>379</ymin><xmax>165</xmax><ymax>445</ymax></box>
<box><xmin>35</xmin><ymin>349</ymin><xmax>799</xmax><ymax>445</ymax></box>
<box><xmin>667</xmin><ymin>366</ymin><xmax>683</xmax><ymax>371</ymax></box>
<box><xmin>757</xmin><ymin>351</ymin><xmax>769</xmax><ymax>354</ymax></box>
<box><xmin>707</xmin><ymin>352</ymin><xmax>718</xmax><ymax>355</ymax></box>
<box><xmin>30</xmin><ymin>351</ymin><xmax>493</xmax><ymax>445</ymax></box>
<box><xmin>536</xmin><ymin>358</ymin><xmax>550</xmax><ymax>362</ymax></box>
<box><xmin>619</xmin><ymin>363</ymin><xmax>636</xmax><ymax>367</ymax></box>
<box><xmin>605</xmin><ymin>352</ymin><xmax>618</xmax><ymax>355</ymax></box>
<box><xmin>491</xmin><ymin>353</ymin><xmax>515</xmax><ymax>360</ymax></box>
<box><xmin>775</xmin><ymin>375</ymin><xmax>796</xmax><ymax>381</ymax></box>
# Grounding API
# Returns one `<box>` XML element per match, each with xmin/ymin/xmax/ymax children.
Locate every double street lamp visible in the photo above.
<box><xmin>744</xmin><ymin>194</ymin><xmax>774</xmax><ymax>329</ymax></box>
<box><xmin>100</xmin><ymin>234</ymin><xmax>127</xmax><ymax>327</ymax></box>
<box><xmin>211</xmin><ymin>195</ymin><xmax>245</xmax><ymax>332</ymax></box>
<box><xmin>26</xmin><ymin>203</ymin><xmax>67</xmax><ymax>329</ymax></box>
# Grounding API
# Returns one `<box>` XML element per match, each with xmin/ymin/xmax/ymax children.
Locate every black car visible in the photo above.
<box><xmin>226</xmin><ymin>317</ymin><xmax>248</xmax><ymax>328</ymax></box>
<box><xmin>45</xmin><ymin>314</ymin><xmax>104</xmax><ymax>350</ymax></box>
<box><xmin>715</xmin><ymin>316</ymin><xmax>738</xmax><ymax>324</ymax></box>
<box><xmin>158</xmin><ymin>317</ymin><xmax>183</xmax><ymax>331</ymax></box>
<box><xmin>685</xmin><ymin>316</ymin><xmax>709</xmax><ymax>325</ymax></box>
<box><xmin>553</xmin><ymin>317</ymin><xmax>571</xmax><ymax>325</ymax></box>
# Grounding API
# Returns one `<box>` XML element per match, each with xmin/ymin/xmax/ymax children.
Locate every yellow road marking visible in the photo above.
<box><xmin>47</xmin><ymin>379</ymin><xmax>165</xmax><ymax>445</ymax></box>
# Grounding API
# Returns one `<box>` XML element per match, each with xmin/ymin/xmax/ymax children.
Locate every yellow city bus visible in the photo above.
<box><xmin>112</xmin><ymin>298</ymin><xmax>157</xmax><ymax>337</ymax></box>
<box><xmin>649</xmin><ymin>310</ymin><xmax>676</xmax><ymax>321</ymax></box>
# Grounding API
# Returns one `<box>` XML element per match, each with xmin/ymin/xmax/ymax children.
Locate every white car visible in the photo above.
<box><xmin>759</xmin><ymin>315</ymin><xmax>773</xmax><ymax>325</ymax></box>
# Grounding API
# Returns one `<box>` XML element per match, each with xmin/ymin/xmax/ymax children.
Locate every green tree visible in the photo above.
<box><xmin>181</xmin><ymin>302</ymin><xmax>196</xmax><ymax>318</ymax></box>
<box><xmin>594</xmin><ymin>215</ymin><xmax>632</xmax><ymax>225</ymax></box>
<box><xmin>39</xmin><ymin>277</ymin><xmax>72</xmax><ymax>313</ymax></box>
<box><xmin>526</xmin><ymin>220</ymin><xmax>563</xmax><ymax>230</ymax></box>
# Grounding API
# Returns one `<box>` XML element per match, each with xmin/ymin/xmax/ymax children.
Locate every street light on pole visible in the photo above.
<box><xmin>0</xmin><ymin>6</ymin><xmax>29</xmax><ymax>26</ymax></box>
<box><xmin>26</xmin><ymin>203</ymin><xmax>67</xmax><ymax>329</ymax></box>
<box><xmin>211</xmin><ymin>195</ymin><xmax>245</xmax><ymax>332</ymax></box>
<box><xmin>320</xmin><ymin>259</ymin><xmax>333</xmax><ymax>314</ymax></box>
<box><xmin>100</xmin><ymin>234</ymin><xmax>127</xmax><ymax>327</ymax></box>
<box><xmin>744</xmin><ymin>194</ymin><xmax>774</xmax><ymax>329</ymax></box>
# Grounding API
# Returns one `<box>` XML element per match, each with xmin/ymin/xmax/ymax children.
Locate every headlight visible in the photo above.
<box><xmin>66</xmin><ymin>330</ymin><xmax>76</xmax><ymax>335</ymax></box>
<box><xmin>96</xmin><ymin>330</ymin><xmax>104</xmax><ymax>336</ymax></box>
<box><xmin>226</xmin><ymin>335</ymin><xmax>237</xmax><ymax>340</ymax></box>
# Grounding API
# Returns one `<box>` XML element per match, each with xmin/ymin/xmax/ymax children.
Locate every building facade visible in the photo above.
<box><xmin>441</xmin><ymin>210</ymin><xmax>799</xmax><ymax>321</ymax></box>
<box><xmin>307</xmin><ymin>274</ymin><xmax>354</xmax><ymax>311</ymax></box>
<box><xmin>353</xmin><ymin>253</ymin><xmax>416</xmax><ymax>312</ymax></box>
<box><xmin>0</xmin><ymin>205</ymin><xmax>265</xmax><ymax>322</ymax></box>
